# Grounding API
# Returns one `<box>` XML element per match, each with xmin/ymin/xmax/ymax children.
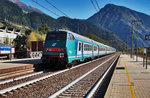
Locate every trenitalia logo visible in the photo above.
<box><xmin>52</xmin><ymin>43</ymin><xmax>57</xmax><ymax>47</ymax></box>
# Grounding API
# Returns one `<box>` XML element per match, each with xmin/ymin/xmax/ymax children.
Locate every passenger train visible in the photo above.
<box><xmin>41</xmin><ymin>30</ymin><xmax>116</xmax><ymax>67</ymax></box>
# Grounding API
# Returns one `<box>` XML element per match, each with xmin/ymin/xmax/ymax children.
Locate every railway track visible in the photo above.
<box><xmin>50</xmin><ymin>54</ymin><xmax>119</xmax><ymax>98</ymax></box>
<box><xmin>0</xmin><ymin>53</ymin><xmax>119</xmax><ymax>98</ymax></box>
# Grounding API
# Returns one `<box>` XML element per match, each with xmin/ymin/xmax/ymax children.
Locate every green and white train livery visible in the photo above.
<box><xmin>41</xmin><ymin>30</ymin><xmax>116</xmax><ymax>67</ymax></box>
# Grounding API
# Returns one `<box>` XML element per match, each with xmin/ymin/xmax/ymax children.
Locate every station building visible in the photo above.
<box><xmin>0</xmin><ymin>26</ymin><xmax>22</xmax><ymax>44</ymax></box>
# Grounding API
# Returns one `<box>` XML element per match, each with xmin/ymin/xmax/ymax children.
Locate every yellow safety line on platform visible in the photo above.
<box><xmin>123</xmin><ymin>57</ymin><xmax>135</xmax><ymax>98</ymax></box>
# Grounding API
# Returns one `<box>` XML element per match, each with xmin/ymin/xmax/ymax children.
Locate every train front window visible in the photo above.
<box><xmin>46</xmin><ymin>31</ymin><xmax>67</xmax><ymax>41</ymax></box>
<box><xmin>68</xmin><ymin>33</ymin><xmax>75</xmax><ymax>41</ymax></box>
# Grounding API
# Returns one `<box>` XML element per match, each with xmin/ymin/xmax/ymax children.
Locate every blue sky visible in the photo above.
<box><xmin>20</xmin><ymin>0</ymin><xmax>150</xmax><ymax>19</ymax></box>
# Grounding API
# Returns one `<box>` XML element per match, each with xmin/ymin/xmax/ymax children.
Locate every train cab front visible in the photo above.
<box><xmin>41</xmin><ymin>31</ymin><xmax>68</xmax><ymax>66</ymax></box>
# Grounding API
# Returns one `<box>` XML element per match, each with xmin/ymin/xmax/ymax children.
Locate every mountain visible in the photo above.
<box><xmin>0</xmin><ymin>0</ymin><xmax>125</xmax><ymax>50</ymax></box>
<box><xmin>0</xmin><ymin>0</ymin><xmax>60</xmax><ymax>28</ymax></box>
<box><xmin>57</xmin><ymin>17</ymin><xmax>126</xmax><ymax>50</ymax></box>
<box><xmin>87</xmin><ymin>4</ymin><xmax>150</xmax><ymax>48</ymax></box>
<box><xmin>9</xmin><ymin>0</ymin><xmax>44</xmax><ymax>14</ymax></box>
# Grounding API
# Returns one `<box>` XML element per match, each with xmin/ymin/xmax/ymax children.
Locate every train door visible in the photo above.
<box><xmin>98</xmin><ymin>46</ymin><xmax>99</xmax><ymax>56</ymax></box>
<box><xmin>92</xmin><ymin>45</ymin><xmax>94</xmax><ymax>58</ymax></box>
<box><xmin>81</xmin><ymin>43</ymin><xmax>84</xmax><ymax>60</ymax></box>
<box><xmin>77</xmin><ymin>41</ymin><xmax>82</xmax><ymax>61</ymax></box>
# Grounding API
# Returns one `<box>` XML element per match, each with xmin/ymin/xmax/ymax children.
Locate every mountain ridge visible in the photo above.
<box><xmin>9</xmin><ymin>0</ymin><xmax>44</xmax><ymax>14</ymax></box>
<box><xmin>87</xmin><ymin>4</ymin><xmax>150</xmax><ymax>48</ymax></box>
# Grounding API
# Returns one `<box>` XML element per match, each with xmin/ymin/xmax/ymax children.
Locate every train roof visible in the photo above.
<box><xmin>58</xmin><ymin>30</ymin><xmax>115</xmax><ymax>49</ymax></box>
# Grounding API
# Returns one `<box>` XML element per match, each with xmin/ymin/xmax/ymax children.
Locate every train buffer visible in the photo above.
<box><xmin>105</xmin><ymin>54</ymin><xmax>150</xmax><ymax>98</ymax></box>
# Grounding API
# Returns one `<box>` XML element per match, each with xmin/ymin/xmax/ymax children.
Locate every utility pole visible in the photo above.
<box><xmin>36</xmin><ymin>27</ymin><xmax>38</xmax><ymax>53</ymax></box>
<box><xmin>126</xmin><ymin>37</ymin><xmax>128</xmax><ymax>54</ymax></box>
<box><xmin>131</xmin><ymin>21</ymin><xmax>134</xmax><ymax>58</ymax></box>
<box><xmin>126</xmin><ymin>34</ymin><xmax>130</xmax><ymax>55</ymax></box>
<box><xmin>136</xmin><ymin>37</ymin><xmax>138</xmax><ymax>61</ymax></box>
<box><xmin>131</xmin><ymin>20</ymin><xmax>142</xmax><ymax>59</ymax></box>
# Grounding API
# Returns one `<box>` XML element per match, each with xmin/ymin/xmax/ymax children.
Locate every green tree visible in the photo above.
<box><xmin>25</xmin><ymin>29</ymin><xmax>32</xmax><ymax>36</ymax></box>
<box><xmin>38</xmin><ymin>24</ymin><xmax>50</xmax><ymax>34</ymax></box>
<box><xmin>27</xmin><ymin>32</ymin><xmax>37</xmax><ymax>48</ymax></box>
<box><xmin>62</xmin><ymin>27</ymin><xmax>72</xmax><ymax>31</ymax></box>
<box><xmin>13</xmin><ymin>35</ymin><xmax>28</xmax><ymax>58</ymax></box>
<box><xmin>13</xmin><ymin>35</ymin><xmax>28</xmax><ymax>51</ymax></box>
<box><xmin>38</xmin><ymin>34</ymin><xmax>46</xmax><ymax>41</ymax></box>
<box><xmin>87</xmin><ymin>33</ymin><xmax>111</xmax><ymax>46</ymax></box>
<box><xmin>4</xmin><ymin>36</ymin><xmax>9</xmax><ymax>45</ymax></box>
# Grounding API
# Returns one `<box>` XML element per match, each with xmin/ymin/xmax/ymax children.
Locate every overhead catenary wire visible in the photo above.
<box><xmin>44</xmin><ymin>0</ymin><xmax>68</xmax><ymax>17</ymax></box>
<box><xmin>90</xmin><ymin>0</ymin><xmax>106</xmax><ymax>27</ymax></box>
<box><xmin>90</xmin><ymin>0</ymin><xmax>98</xmax><ymax>12</ymax></box>
<box><xmin>94</xmin><ymin>0</ymin><xmax>100</xmax><ymax>11</ymax></box>
<box><xmin>31</xmin><ymin>0</ymin><xmax>59</xmax><ymax>16</ymax></box>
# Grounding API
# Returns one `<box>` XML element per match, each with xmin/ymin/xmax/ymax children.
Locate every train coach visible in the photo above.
<box><xmin>41</xmin><ymin>30</ymin><xmax>116</xmax><ymax>67</ymax></box>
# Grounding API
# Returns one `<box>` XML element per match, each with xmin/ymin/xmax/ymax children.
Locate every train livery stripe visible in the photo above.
<box><xmin>75</xmin><ymin>40</ymin><xmax>78</xmax><ymax>56</ymax></box>
<box><xmin>68</xmin><ymin>53</ymin><xmax>107</xmax><ymax>58</ymax></box>
<box><xmin>68</xmin><ymin>56</ymin><xmax>81</xmax><ymax>58</ymax></box>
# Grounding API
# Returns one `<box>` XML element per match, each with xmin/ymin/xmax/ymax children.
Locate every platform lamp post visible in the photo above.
<box><xmin>131</xmin><ymin>20</ymin><xmax>142</xmax><ymax>59</ymax></box>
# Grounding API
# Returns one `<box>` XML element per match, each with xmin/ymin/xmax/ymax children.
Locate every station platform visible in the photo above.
<box><xmin>105</xmin><ymin>54</ymin><xmax>150</xmax><ymax>98</ymax></box>
<box><xmin>0</xmin><ymin>58</ymin><xmax>42</xmax><ymax>74</ymax></box>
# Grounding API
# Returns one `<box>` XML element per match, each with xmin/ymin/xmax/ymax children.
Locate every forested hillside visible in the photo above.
<box><xmin>0</xmin><ymin>0</ymin><xmax>126</xmax><ymax>50</ymax></box>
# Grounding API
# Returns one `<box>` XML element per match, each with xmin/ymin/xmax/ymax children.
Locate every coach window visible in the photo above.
<box><xmin>94</xmin><ymin>46</ymin><xmax>97</xmax><ymax>51</ymax></box>
<box><xmin>90</xmin><ymin>45</ymin><xmax>92</xmax><ymax>51</ymax></box>
<box><xmin>79</xmin><ymin>43</ymin><xmax>81</xmax><ymax>51</ymax></box>
<box><xmin>84</xmin><ymin>44</ymin><xmax>86</xmax><ymax>51</ymax></box>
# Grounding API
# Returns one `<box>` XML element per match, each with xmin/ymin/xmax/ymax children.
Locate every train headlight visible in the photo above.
<box><xmin>60</xmin><ymin>53</ymin><xmax>64</xmax><ymax>58</ymax></box>
<box><xmin>44</xmin><ymin>47</ymin><xmax>49</xmax><ymax>52</ymax></box>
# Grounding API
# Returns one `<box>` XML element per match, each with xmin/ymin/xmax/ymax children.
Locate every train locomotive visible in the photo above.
<box><xmin>41</xmin><ymin>30</ymin><xmax>116</xmax><ymax>67</ymax></box>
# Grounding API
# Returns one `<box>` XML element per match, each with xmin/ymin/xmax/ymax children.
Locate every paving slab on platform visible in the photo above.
<box><xmin>0</xmin><ymin>58</ymin><xmax>41</xmax><ymax>74</ymax></box>
<box><xmin>105</xmin><ymin>54</ymin><xmax>150</xmax><ymax>98</ymax></box>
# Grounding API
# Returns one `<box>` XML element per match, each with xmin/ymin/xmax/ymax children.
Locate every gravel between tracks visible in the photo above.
<box><xmin>58</xmin><ymin>56</ymin><xmax>117</xmax><ymax>97</ymax></box>
<box><xmin>0</xmin><ymin>54</ymin><xmax>116</xmax><ymax>98</ymax></box>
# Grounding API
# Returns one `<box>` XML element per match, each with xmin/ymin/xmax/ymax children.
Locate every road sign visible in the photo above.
<box><xmin>144</xmin><ymin>48</ymin><xmax>147</xmax><ymax>54</ymax></box>
<box><xmin>145</xmin><ymin>35</ymin><xmax>150</xmax><ymax>40</ymax></box>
